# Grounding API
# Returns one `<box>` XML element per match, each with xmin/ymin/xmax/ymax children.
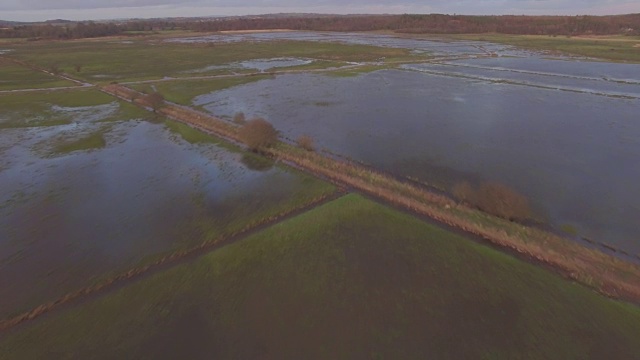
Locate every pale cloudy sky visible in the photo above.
<box><xmin>2</xmin><ymin>0</ymin><xmax>639</xmax><ymax>22</ymax></box>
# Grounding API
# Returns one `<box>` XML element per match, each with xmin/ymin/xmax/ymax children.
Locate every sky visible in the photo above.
<box><xmin>1</xmin><ymin>0</ymin><xmax>639</xmax><ymax>22</ymax></box>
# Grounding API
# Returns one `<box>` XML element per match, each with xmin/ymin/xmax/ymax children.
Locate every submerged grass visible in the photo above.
<box><xmin>0</xmin><ymin>89</ymin><xmax>149</xmax><ymax>129</ymax></box>
<box><xmin>8</xmin><ymin>38</ymin><xmax>416</xmax><ymax>83</ymax></box>
<box><xmin>51</xmin><ymin>130</ymin><xmax>107</xmax><ymax>154</ymax></box>
<box><xmin>327</xmin><ymin>64</ymin><xmax>396</xmax><ymax>77</ymax></box>
<box><xmin>164</xmin><ymin>119</ymin><xmax>218</xmax><ymax>144</ymax></box>
<box><xmin>450</xmin><ymin>34</ymin><xmax>640</xmax><ymax>63</ymax></box>
<box><xmin>0</xmin><ymin>86</ymin><xmax>337</xmax><ymax>319</ymax></box>
<box><xmin>1</xmin><ymin>195</ymin><xmax>639</xmax><ymax>359</ymax></box>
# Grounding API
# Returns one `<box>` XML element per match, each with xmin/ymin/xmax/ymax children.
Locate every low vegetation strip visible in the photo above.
<box><xmin>101</xmin><ymin>83</ymin><xmax>640</xmax><ymax>304</ymax></box>
<box><xmin>0</xmin><ymin>190</ymin><xmax>343</xmax><ymax>333</ymax></box>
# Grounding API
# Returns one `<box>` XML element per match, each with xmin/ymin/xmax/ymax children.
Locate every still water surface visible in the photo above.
<box><xmin>0</xmin><ymin>104</ymin><xmax>321</xmax><ymax>317</ymax></box>
<box><xmin>177</xmin><ymin>31</ymin><xmax>640</xmax><ymax>255</ymax></box>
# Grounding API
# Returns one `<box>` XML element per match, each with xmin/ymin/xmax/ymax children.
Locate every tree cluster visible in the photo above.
<box><xmin>143</xmin><ymin>92</ymin><xmax>165</xmax><ymax>112</ymax></box>
<box><xmin>452</xmin><ymin>181</ymin><xmax>532</xmax><ymax>221</ymax></box>
<box><xmin>0</xmin><ymin>22</ymin><xmax>122</xmax><ymax>39</ymax></box>
<box><xmin>184</xmin><ymin>14</ymin><xmax>640</xmax><ymax>36</ymax></box>
<box><xmin>239</xmin><ymin>118</ymin><xmax>278</xmax><ymax>152</ymax></box>
<box><xmin>2</xmin><ymin>14</ymin><xmax>639</xmax><ymax>40</ymax></box>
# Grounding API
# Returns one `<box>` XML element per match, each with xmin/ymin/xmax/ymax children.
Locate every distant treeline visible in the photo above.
<box><xmin>0</xmin><ymin>22</ymin><xmax>123</xmax><ymax>39</ymax></box>
<box><xmin>186</xmin><ymin>14</ymin><xmax>640</xmax><ymax>36</ymax></box>
<box><xmin>1</xmin><ymin>14</ymin><xmax>640</xmax><ymax>39</ymax></box>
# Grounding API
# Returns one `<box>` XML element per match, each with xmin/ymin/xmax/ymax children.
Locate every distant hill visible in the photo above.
<box><xmin>0</xmin><ymin>20</ymin><xmax>23</xmax><ymax>27</ymax></box>
<box><xmin>44</xmin><ymin>19</ymin><xmax>74</xmax><ymax>24</ymax></box>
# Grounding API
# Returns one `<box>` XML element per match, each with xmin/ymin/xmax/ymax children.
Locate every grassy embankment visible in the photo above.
<box><xmin>0</xmin><ymin>58</ymin><xmax>76</xmax><ymax>90</ymax></box>
<box><xmin>5</xmin><ymin>37</ymin><xmax>422</xmax><ymax>84</ymax></box>
<box><xmin>449</xmin><ymin>34</ymin><xmax>640</xmax><ymax>63</ymax></box>
<box><xmin>1</xmin><ymin>195</ymin><xmax>640</xmax><ymax>359</ymax></box>
<box><xmin>103</xmin><ymin>82</ymin><xmax>640</xmax><ymax>304</ymax></box>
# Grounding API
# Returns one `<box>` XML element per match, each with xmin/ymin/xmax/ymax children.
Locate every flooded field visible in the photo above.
<box><xmin>170</xmin><ymin>31</ymin><xmax>530</xmax><ymax>58</ymax></box>
<box><xmin>175</xmin><ymin>32</ymin><xmax>640</xmax><ymax>254</ymax></box>
<box><xmin>0</xmin><ymin>91</ymin><xmax>333</xmax><ymax>318</ymax></box>
<box><xmin>2</xmin><ymin>28</ymin><xmax>640</xmax><ymax>358</ymax></box>
<box><xmin>184</xmin><ymin>58</ymin><xmax>314</xmax><ymax>74</ymax></box>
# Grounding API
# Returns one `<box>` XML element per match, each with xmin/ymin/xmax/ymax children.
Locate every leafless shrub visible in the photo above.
<box><xmin>452</xmin><ymin>181</ymin><xmax>475</xmax><ymax>204</ymax></box>
<box><xmin>297</xmin><ymin>134</ymin><xmax>315</xmax><ymax>151</ymax></box>
<box><xmin>145</xmin><ymin>92</ymin><xmax>165</xmax><ymax>112</ymax></box>
<box><xmin>475</xmin><ymin>182</ymin><xmax>532</xmax><ymax>221</ymax></box>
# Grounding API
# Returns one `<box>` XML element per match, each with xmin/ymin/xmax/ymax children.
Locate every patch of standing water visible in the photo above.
<box><xmin>193</xmin><ymin>70</ymin><xmax>640</xmax><ymax>255</ymax></box>
<box><xmin>0</xmin><ymin>112</ymin><xmax>321</xmax><ymax>318</ymax></box>
<box><xmin>184</xmin><ymin>57</ymin><xmax>314</xmax><ymax>74</ymax></box>
<box><xmin>51</xmin><ymin>102</ymin><xmax>120</xmax><ymax>123</ymax></box>
<box><xmin>401</xmin><ymin>63</ymin><xmax>640</xmax><ymax>98</ymax></box>
<box><xmin>236</xmin><ymin>57</ymin><xmax>313</xmax><ymax>71</ymax></box>
<box><xmin>172</xmin><ymin>31</ymin><xmax>563</xmax><ymax>59</ymax></box>
<box><xmin>448</xmin><ymin>57</ymin><xmax>640</xmax><ymax>83</ymax></box>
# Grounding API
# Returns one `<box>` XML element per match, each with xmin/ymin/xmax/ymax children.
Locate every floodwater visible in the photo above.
<box><xmin>182</xmin><ymin>32</ymin><xmax>640</xmax><ymax>255</ymax></box>
<box><xmin>185</xmin><ymin>57</ymin><xmax>313</xmax><ymax>74</ymax></box>
<box><xmin>169</xmin><ymin>31</ymin><xmax>531</xmax><ymax>58</ymax></box>
<box><xmin>0</xmin><ymin>101</ymin><xmax>325</xmax><ymax>317</ymax></box>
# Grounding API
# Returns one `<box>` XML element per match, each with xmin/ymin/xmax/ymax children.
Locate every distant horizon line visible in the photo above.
<box><xmin>2</xmin><ymin>12</ymin><xmax>639</xmax><ymax>24</ymax></box>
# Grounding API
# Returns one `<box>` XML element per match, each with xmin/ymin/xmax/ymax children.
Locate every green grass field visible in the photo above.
<box><xmin>452</xmin><ymin>34</ymin><xmax>640</xmax><ymax>63</ymax></box>
<box><xmin>6</xmin><ymin>39</ymin><xmax>418</xmax><ymax>83</ymax></box>
<box><xmin>2</xmin><ymin>194</ymin><xmax>638</xmax><ymax>359</ymax></box>
<box><xmin>0</xmin><ymin>58</ymin><xmax>76</xmax><ymax>90</ymax></box>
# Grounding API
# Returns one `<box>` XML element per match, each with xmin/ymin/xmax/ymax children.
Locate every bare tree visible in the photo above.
<box><xmin>239</xmin><ymin>118</ymin><xmax>278</xmax><ymax>152</ymax></box>
<box><xmin>452</xmin><ymin>181</ymin><xmax>475</xmax><ymax>204</ymax></box>
<box><xmin>297</xmin><ymin>134</ymin><xmax>315</xmax><ymax>151</ymax></box>
<box><xmin>49</xmin><ymin>63</ymin><xmax>60</xmax><ymax>74</ymax></box>
<box><xmin>145</xmin><ymin>92</ymin><xmax>165</xmax><ymax>113</ymax></box>
<box><xmin>475</xmin><ymin>182</ymin><xmax>531</xmax><ymax>221</ymax></box>
<box><xmin>233</xmin><ymin>112</ymin><xmax>246</xmax><ymax>125</ymax></box>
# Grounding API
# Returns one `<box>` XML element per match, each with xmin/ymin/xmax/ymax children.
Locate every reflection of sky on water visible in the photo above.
<box><xmin>195</xmin><ymin>69</ymin><xmax>640</xmax><ymax>254</ymax></box>
<box><xmin>0</xmin><ymin>103</ymin><xmax>307</xmax><ymax>316</ymax></box>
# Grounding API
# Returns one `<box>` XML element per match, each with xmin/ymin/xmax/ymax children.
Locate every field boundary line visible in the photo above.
<box><xmin>0</xmin><ymin>191</ymin><xmax>346</xmax><ymax>334</ymax></box>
